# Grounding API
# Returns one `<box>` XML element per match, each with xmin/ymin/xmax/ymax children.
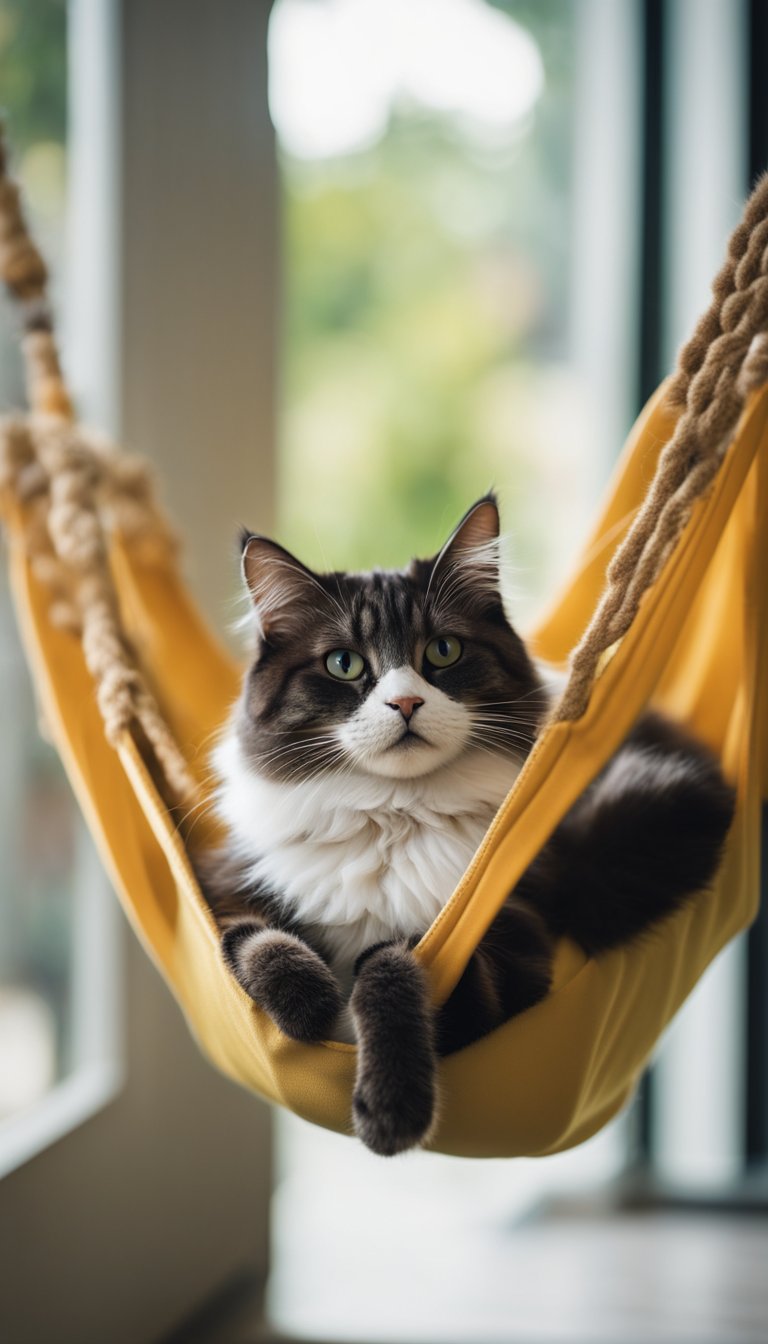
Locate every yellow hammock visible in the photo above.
<box><xmin>1</xmin><ymin>137</ymin><xmax>767</xmax><ymax>1159</ymax></box>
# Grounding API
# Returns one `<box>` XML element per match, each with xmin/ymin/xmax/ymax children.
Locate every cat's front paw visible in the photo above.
<box><xmin>222</xmin><ymin>923</ymin><xmax>341</xmax><ymax>1042</ymax></box>
<box><xmin>350</xmin><ymin>943</ymin><xmax>437</xmax><ymax>1157</ymax></box>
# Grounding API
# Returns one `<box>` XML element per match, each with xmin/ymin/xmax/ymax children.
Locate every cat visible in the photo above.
<box><xmin>199</xmin><ymin>494</ymin><xmax>734</xmax><ymax>1156</ymax></box>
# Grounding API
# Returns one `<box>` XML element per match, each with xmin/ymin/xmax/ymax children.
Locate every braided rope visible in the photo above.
<box><xmin>555</xmin><ymin>173</ymin><xmax>768</xmax><ymax>723</ymax></box>
<box><xmin>0</xmin><ymin>129</ymin><xmax>196</xmax><ymax>805</ymax></box>
<box><xmin>0</xmin><ymin>137</ymin><xmax>73</xmax><ymax>419</ymax></box>
<box><xmin>0</xmin><ymin>415</ymin><xmax>197</xmax><ymax>804</ymax></box>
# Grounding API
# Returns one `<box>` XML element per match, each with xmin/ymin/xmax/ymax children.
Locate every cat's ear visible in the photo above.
<box><xmin>427</xmin><ymin>494</ymin><xmax>502</xmax><ymax>611</ymax></box>
<box><xmin>240</xmin><ymin>531</ymin><xmax>319</xmax><ymax>642</ymax></box>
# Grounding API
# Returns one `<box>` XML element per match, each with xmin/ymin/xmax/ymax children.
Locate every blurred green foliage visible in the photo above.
<box><xmin>0</xmin><ymin>0</ymin><xmax>66</xmax><ymax>147</ymax></box>
<box><xmin>0</xmin><ymin>0</ymin><xmax>67</xmax><ymax>413</ymax></box>
<box><xmin>278</xmin><ymin>0</ymin><xmax>579</xmax><ymax>600</ymax></box>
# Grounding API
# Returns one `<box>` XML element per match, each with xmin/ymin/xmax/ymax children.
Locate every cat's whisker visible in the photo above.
<box><xmin>470</xmin><ymin>686</ymin><xmax>553</xmax><ymax>709</ymax></box>
<box><xmin>471</xmin><ymin>709</ymin><xmax>542</xmax><ymax>723</ymax></box>
<box><xmin>469</xmin><ymin>694</ymin><xmax>550</xmax><ymax>708</ymax></box>
<box><xmin>253</xmin><ymin>735</ymin><xmax>337</xmax><ymax>762</ymax></box>
<box><xmin>265</xmin><ymin>741</ymin><xmax>345</xmax><ymax>774</ymax></box>
<box><xmin>279</xmin><ymin>742</ymin><xmax>346</xmax><ymax>774</ymax></box>
<box><xmin>469</xmin><ymin>724</ymin><xmax>532</xmax><ymax>754</ymax></box>
<box><xmin>178</xmin><ymin>762</ymin><xmax>238</xmax><ymax>805</ymax></box>
<box><xmin>470</xmin><ymin>725</ymin><xmax>538</xmax><ymax>747</ymax></box>
<box><xmin>249</xmin><ymin>733</ymin><xmax>342</xmax><ymax>767</ymax></box>
<box><xmin>289</xmin><ymin>756</ymin><xmax>359</xmax><ymax>810</ymax></box>
<box><xmin>470</xmin><ymin>716</ymin><xmax>537</xmax><ymax>740</ymax></box>
<box><xmin>470</xmin><ymin>709</ymin><xmax>543</xmax><ymax>731</ymax></box>
<box><xmin>177</xmin><ymin>792</ymin><xmax>214</xmax><ymax>829</ymax></box>
<box><xmin>469</xmin><ymin>697</ymin><xmax>550</xmax><ymax>721</ymax></box>
<box><xmin>273</xmin><ymin>736</ymin><xmax>349</xmax><ymax>779</ymax></box>
<box><xmin>468</xmin><ymin>737</ymin><xmax>524</xmax><ymax>764</ymax></box>
<box><xmin>468</xmin><ymin>731</ymin><xmax>535</xmax><ymax>752</ymax></box>
<box><xmin>470</xmin><ymin>736</ymin><xmax>533</xmax><ymax>754</ymax></box>
<box><xmin>192</xmin><ymin>723</ymin><xmax>236</xmax><ymax>758</ymax></box>
<box><xmin>245</xmin><ymin>722</ymin><xmax>340</xmax><ymax>741</ymax></box>
<box><xmin>279</xmin><ymin>753</ymin><xmax>349</xmax><ymax>791</ymax></box>
<box><xmin>177</xmin><ymin>795</ymin><xmax>219</xmax><ymax>841</ymax></box>
<box><xmin>469</xmin><ymin>727</ymin><xmax>527</xmax><ymax>752</ymax></box>
<box><xmin>470</xmin><ymin>714</ymin><xmax>534</xmax><ymax>734</ymax></box>
<box><xmin>185</xmin><ymin>761</ymin><xmax>224</xmax><ymax>788</ymax></box>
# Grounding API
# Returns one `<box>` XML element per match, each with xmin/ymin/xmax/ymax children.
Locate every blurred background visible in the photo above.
<box><xmin>0</xmin><ymin>1</ymin><xmax>766</xmax><ymax>1342</ymax></box>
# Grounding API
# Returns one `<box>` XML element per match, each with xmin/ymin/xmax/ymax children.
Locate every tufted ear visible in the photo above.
<box><xmin>427</xmin><ymin>494</ymin><xmax>502</xmax><ymax>613</ymax></box>
<box><xmin>240</xmin><ymin>531</ymin><xmax>321</xmax><ymax>643</ymax></box>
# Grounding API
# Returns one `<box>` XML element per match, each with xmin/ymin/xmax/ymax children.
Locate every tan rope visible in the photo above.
<box><xmin>668</xmin><ymin>176</ymin><xmax>768</xmax><ymax>408</ymax></box>
<box><xmin>0</xmin><ymin>171</ymin><xmax>48</xmax><ymax>299</ymax></box>
<box><xmin>0</xmin><ymin>126</ymin><xmax>196</xmax><ymax>806</ymax></box>
<box><xmin>0</xmin><ymin>416</ymin><xmax>197</xmax><ymax>804</ymax></box>
<box><xmin>555</xmin><ymin>173</ymin><xmax>768</xmax><ymax>723</ymax></box>
<box><xmin>22</xmin><ymin>329</ymin><xmax>75</xmax><ymax>419</ymax></box>
<box><xmin>0</xmin><ymin>138</ymin><xmax>73</xmax><ymax>420</ymax></box>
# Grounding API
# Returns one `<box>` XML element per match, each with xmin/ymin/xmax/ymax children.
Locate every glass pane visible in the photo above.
<box><xmin>268</xmin><ymin>0</ymin><xmax>639</xmax><ymax>1338</ymax></box>
<box><xmin>0</xmin><ymin>4</ymin><xmax>118</xmax><ymax>1157</ymax></box>
<box><xmin>273</xmin><ymin>0</ymin><xmax>623</xmax><ymax>626</ymax></box>
<box><xmin>0</xmin><ymin>0</ymin><xmax>73</xmax><ymax>1124</ymax></box>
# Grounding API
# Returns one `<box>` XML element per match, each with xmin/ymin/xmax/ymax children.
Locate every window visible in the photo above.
<box><xmin>0</xmin><ymin>0</ymin><xmax>120</xmax><ymax>1176</ymax></box>
<box><xmin>2</xmin><ymin>8</ymin><xmax>274</xmax><ymax>1335</ymax></box>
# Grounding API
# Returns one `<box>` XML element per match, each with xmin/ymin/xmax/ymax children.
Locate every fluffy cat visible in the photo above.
<box><xmin>199</xmin><ymin>495</ymin><xmax>734</xmax><ymax>1156</ymax></box>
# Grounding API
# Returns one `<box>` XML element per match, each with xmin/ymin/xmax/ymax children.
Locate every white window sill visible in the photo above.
<box><xmin>0</xmin><ymin>1058</ymin><xmax>123</xmax><ymax>1181</ymax></box>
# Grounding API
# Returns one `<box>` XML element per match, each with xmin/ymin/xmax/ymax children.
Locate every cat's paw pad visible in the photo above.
<box><xmin>350</xmin><ymin>943</ymin><xmax>438</xmax><ymax>1156</ymax></box>
<box><xmin>221</xmin><ymin>924</ymin><xmax>341</xmax><ymax>1042</ymax></box>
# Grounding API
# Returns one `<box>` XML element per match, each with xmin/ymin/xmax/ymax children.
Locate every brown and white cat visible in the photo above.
<box><xmin>200</xmin><ymin>496</ymin><xmax>734</xmax><ymax>1156</ymax></box>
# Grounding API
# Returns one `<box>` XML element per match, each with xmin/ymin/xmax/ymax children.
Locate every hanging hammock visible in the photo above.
<box><xmin>1</xmin><ymin>132</ymin><xmax>767</xmax><ymax>1159</ymax></box>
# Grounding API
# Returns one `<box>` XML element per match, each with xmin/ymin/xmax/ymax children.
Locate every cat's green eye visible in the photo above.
<box><xmin>325</xmin><ymin>649</ymin><xmax>365</xmax><ymax>681</ymax></box>
<box><xmin>425</xmin><ymin>635</ymin><xmax>463</xmax><ymax>669</ymax></box>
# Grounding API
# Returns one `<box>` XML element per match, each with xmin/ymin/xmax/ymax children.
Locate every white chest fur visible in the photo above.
<box><xmin>213</xmin><ymin>732</ymin><xmax>520</xmax><ymax>980</ymax></box>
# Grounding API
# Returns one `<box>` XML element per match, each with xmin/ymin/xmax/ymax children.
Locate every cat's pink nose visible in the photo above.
<box><xmin>386</xmin><ymin>696</ymin><xmax>424</xmax><ymax>721</ymax></box>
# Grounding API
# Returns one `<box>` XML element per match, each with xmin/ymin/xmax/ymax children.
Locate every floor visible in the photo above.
<box><xmin>164</xmin><ymin>1205</ymin><xmax>768</xmax><ymax>1344</ymax></box>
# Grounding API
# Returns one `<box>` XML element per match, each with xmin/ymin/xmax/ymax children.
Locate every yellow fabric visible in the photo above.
<box><xmin>3</xmin><ymin>380</ymin><xmax>767</xmax><ymax>1158</ymax></box>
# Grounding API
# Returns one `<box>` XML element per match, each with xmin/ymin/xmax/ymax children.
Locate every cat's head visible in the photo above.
<box><xmin>231</xmin><ymin>495</ymin><xmax>546</xmax><ymax>783</ymax></box>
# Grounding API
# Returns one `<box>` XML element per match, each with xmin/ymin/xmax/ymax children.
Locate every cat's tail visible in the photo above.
<box><xmin>0</xmin><ymin>126</ymin><xmax>73</xmax><ymax>420</ymax></box>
